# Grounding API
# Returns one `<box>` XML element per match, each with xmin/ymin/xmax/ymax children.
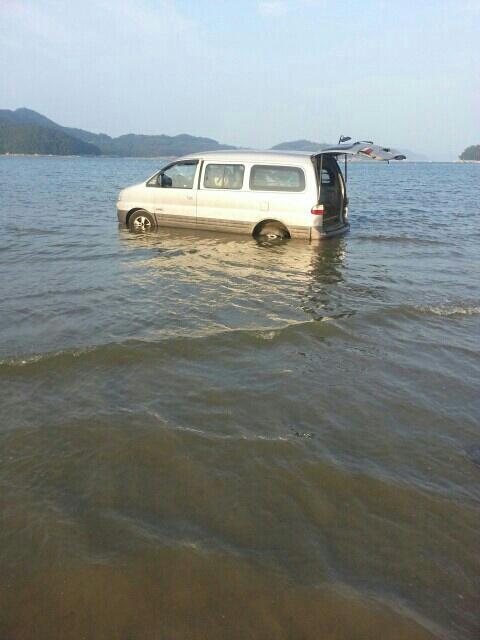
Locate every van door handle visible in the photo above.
<box><xmin>187</xmin><ymin>195</ymin><xmax>193</xmax><ymax>201</ymax></box>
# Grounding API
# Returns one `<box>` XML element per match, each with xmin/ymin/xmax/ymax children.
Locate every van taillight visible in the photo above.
<box><xmin>311</xmin><ymin>205</ymin><xmax>325</xmax><ymax>215</ymax></box>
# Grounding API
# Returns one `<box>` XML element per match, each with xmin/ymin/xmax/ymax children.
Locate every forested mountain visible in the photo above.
<box><xmin>0</xmin><ymin>108</ymin><xmax>234</xmax><ymax>157</ymax></box>
<box><xmin>0</xmin><ymin>108</ymin><xmax>110</xmax><ymax>146</ymax></box>
<box><xmin>97</xmin><ymin>133</ymin><xmax>235</xmax><ymax>157</ymax></box>
<box><xmin>0</xmin><ymin>121</ymin><xmax>100</xmax><ymax>156</ymax></box>
<box><xmin>459</xmin><ymin>145</ymin><xmax>480</xmax><ymax>161</ymax></box>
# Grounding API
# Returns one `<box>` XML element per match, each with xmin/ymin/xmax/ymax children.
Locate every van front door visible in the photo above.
<box><xmin>153</xmin><ymin>160</ymin><xmax>198</xmax><ymax>229</ymax></box>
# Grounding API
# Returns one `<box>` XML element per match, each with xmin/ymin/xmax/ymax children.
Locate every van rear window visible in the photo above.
<box><xmin>249</xmin><ymin>165</ymin><xmax>305</xmax><ymax>192</ymax></box>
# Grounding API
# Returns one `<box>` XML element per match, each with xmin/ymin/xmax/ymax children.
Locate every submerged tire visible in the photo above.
<box><xmin>255</xmin><ymin>223</ymin><xmax>289</xmax><ymax>241</ymax></box>
<box><xmin>128</xmin><ymin>210</ymin><xmax>157</xmax><ymax>232</ymax></box>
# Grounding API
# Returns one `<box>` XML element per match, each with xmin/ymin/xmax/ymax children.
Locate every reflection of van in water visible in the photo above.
<box><xmin>117</xmin><ymin>142</ymin><xmax>405</xmax><ymax>241</ymax></box>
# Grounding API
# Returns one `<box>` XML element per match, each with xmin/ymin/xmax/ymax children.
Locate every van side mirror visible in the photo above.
<box><xmin>159</xmin><ymin>173</ymin><xmax>172</xmax><ymax>188</ymax></box>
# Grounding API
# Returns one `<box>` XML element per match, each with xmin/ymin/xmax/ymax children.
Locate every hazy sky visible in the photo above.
<box><xmin>1</xmin><ymin>0</ymin><xmax>479</xmax><ymax>160</ymax></box>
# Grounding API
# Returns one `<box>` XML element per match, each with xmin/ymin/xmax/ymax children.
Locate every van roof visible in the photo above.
<box><xmin>178</xmin><ymin>149</ymin><xmax>314</xmax><ymax>165</ymax></box>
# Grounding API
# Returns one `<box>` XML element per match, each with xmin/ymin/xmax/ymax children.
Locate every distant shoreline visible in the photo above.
<box><xmin>0</xmin><ymin>153</ymin><xmax>173</xmax><ymax>160</ymax></box>
<box><xmin>1</xmin><ymin>154</ymin><xmax>465</xmax><ymax>163</ymax></box>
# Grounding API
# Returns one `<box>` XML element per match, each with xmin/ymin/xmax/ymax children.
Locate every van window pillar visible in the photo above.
<box><xmin>318</xmin><ymin>154</ymin><xmax>323</xmax><ymax>203</ymax></box>
<box><xmin>197</xmin><ymin>161</ymin><xmax>204</xmax><ymax>189</ymax></box>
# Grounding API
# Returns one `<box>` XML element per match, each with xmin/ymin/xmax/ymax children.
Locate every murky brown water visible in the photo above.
<box><xmin>0</xmin><ymin>158</ymin><xmax>479</xmax><ymax>639</ymax></box>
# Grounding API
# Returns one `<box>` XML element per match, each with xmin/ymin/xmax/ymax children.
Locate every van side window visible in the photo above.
<box><xmin>249</xmin><ymin>165</ymin><xmax>305</xmax><ymax>192</ymax></box>
<box><xmin>204</xmin><ymin>164</ymin><xmax>244</xmax><ymax>190</ymax></box>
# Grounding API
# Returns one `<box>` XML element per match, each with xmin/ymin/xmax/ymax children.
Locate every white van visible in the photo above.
<box><xmin>117</xmin><ymin>142</ymin><xmax>405</xmax><ymax>241</ymax></box>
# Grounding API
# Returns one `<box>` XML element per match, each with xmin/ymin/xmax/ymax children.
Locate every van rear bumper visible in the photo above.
<box><xmin>311</xmin><ymin>222</ymin><xmax>350</xmax><ymax>241</ymax></box>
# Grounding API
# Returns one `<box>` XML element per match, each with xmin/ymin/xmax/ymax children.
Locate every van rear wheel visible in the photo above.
<box><xmin>255</xmin><ymin>223</ymin><xmax>289</xmax><ymax>241</ymax></box>
<box><xmin>128</xmin><ymin>210</ymin><xmax>157</xmax><ymax>232</ymax></box>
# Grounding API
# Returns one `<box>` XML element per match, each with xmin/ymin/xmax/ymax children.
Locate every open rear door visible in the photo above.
<box><xmin>314</xmin><ymin>141</ymin><xmax>406</xmax><ymax>162</ymax></box>
<box><xmin>310</xmin><ymin>141</ymin><xmax>406</xmax><ymax>238</ymax></box>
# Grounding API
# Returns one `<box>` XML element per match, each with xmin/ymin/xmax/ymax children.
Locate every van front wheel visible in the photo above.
<box><xmin>254</xmin><ymin>222</ymin><xmax>289</xmax><ymax>241</ymax></box>
<box><xmin>128</xmin><ymin>210</ymin><xmax>157</xmax><ymax>232</ymax></box>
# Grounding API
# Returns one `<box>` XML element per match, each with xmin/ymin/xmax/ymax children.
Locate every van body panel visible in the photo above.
<box><xmin>152</xmin><ymin>213</ymin><xmax>198</xmax><ymax>231</ymax></box>
<box><xmin>153</xmin><ymin>191</ymin><xmax>197</xmax><ymax>225</ymax></box>
<box><xmin>196</xmin><ymin>161</ymin><xmax>314</xmax><ymax>234</ymax></box>
<box><xmin>196</xmin><ymin>160</ymin><xmax>252</xmax><ymax>227</ymax></box>
<box><xmin>117</xmin><ymin>183</ymin><xmax>155</xmax><ymax>225</ymax></box>
<box><xmin>196</xmin><ymin>216</ymin><xmax>252</xmax><ymax>235</ymax></box>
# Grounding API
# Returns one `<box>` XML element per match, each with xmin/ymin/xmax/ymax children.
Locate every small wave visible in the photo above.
<box><xmin>363</xmin><ymin>302</ymin><xmax>480</xmax><ymax>323</ymax></box>
<box><xmin>10</xmin><ymin>226</ymin><xmax>60</xmax><ymax>236</ymax></box>
<box><xmin>415</xmin><ymin>304</ymin><xmax>480</xmax><ymax>318</ymax></box>
<box><xmin>0</xmin><ymin>347</ymin><xmax>97</xmax><ymax>370</ymax></box>
<box><xmin>0</xmin><ymin>320</ymin><xmax>348</xmax><ymax>374</ymax></box>
<box><xmin>354</xmin><ymin>233</ymin><xmax>445</xmax><ymax>246</ymax></box>
<box><xmin>466</xmin><ymin>445</ymin><xmax>480</xmax><ymax>468</ymax></box>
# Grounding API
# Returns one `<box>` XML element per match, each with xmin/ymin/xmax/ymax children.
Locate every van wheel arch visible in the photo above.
<box><xmin>126</xmin><ymin>208</ymin><xmax>142</xmax><ymax>227</ymax></box>
<box><xmin>252</xmin><ymin>220</ymin><xmax>290</xmax><ymax>240</ymax></box>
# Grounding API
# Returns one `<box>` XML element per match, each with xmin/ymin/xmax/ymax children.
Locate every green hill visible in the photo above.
<box><xmin>98</xmin><ymin>133</ymin><xmax>235</xmax><ymax>157</ymax></box>
<box><xmin>459</xmin><ymin>145</ymin><xmax>480</xmax><ymax>161</ymax></box>
<box><xmin>0</xmin><ymin>121</ymin><xmax>100</xmax><ymax>156</ymax></box>
<box><xmin>0</xmin><ymin>108</ymin><xmax>234</xmax><ymax>157</ymax></box>
<box><xmin>0</xmin><ymin>108</ymin><xmax>111</xmax><ymax>146</ymax></box>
